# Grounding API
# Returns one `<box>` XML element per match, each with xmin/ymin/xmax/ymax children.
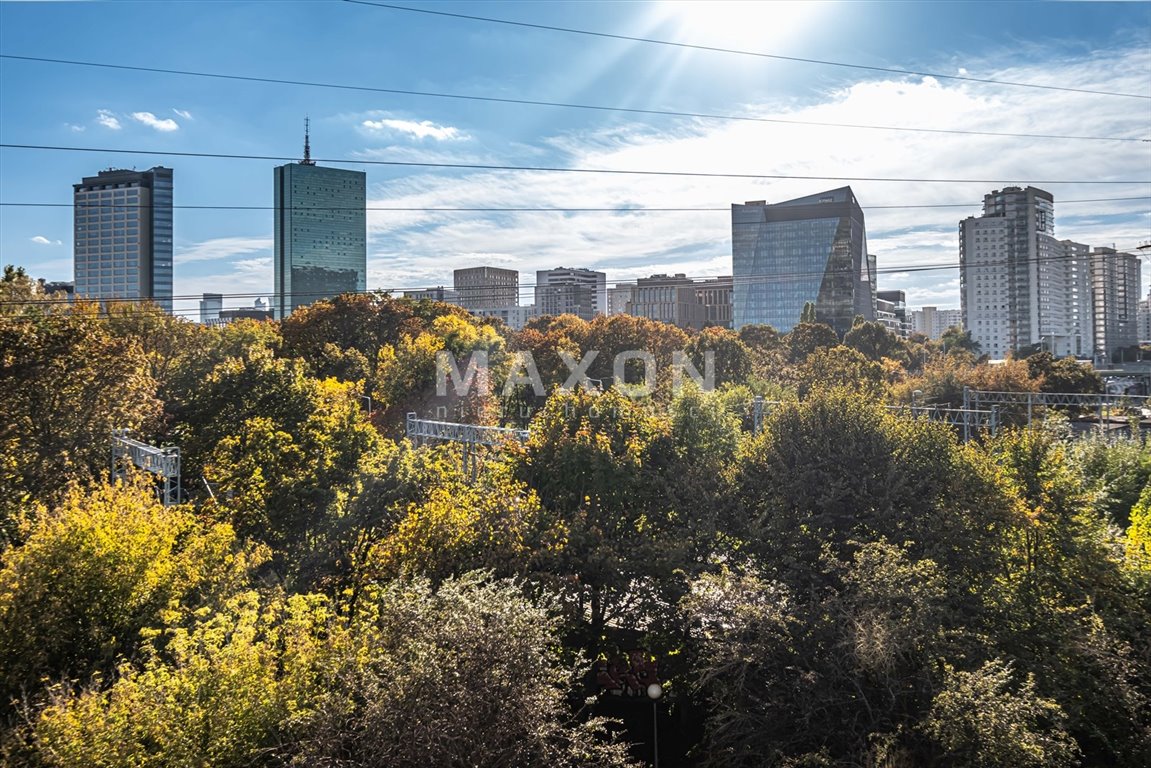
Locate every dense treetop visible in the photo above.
<box><xmin>1</xmin><ymin>278</ymin><xmax>1147</xmax><ymax>766</ymax></box>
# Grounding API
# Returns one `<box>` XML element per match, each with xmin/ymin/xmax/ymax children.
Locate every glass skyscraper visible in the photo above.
<box><xmin>273</xmin><ymin>133</ymin><xmax>366</xmax><ymax>319</ymax></box>
<box><xmin>73</xmin><ymin>166</ymin><xmax>173</xmax><ymax>313</ymax></box>
<box><xmin>731</xmin><ymin>186</ymin><xmax>874</xmax><ymax>335</ymax></box>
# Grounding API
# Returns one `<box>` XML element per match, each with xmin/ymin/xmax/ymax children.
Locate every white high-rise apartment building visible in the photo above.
<box><xmin>960</xmin><ymin>187</ymin><xmax>1091</xmax><ymax>359</ymax></box>
<box><xmin>910</xmin><ymin>307</ymin><xmax>964</xmax><ymax>340</ymax></box>
<box><xmin>1137</xmin><ymin>294</ymin><xmax>1151</xmax><ymax>344</ymax></box>
<box><xmin>1091</xmin><ymin>247</ymin><xmax>1142</xmax><ymax>362</ymax></box>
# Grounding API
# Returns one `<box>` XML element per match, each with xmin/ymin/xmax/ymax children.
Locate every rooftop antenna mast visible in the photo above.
<box><xmin>300</xmin><ymin>116</ymin><xmax>315</xmax><ymax>166</ymax></box>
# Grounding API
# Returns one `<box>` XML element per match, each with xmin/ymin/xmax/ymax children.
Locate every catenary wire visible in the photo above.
<box><xmin>4</xmin><ymin>195</ymin><xmax>1150</xmax><ymax>212</ymax></box>
<box><xmin>342</xmin><ymin>0</ymin><xmax>1151</xmax><ymax>101</ymax></box>
<box><xmin>0</xmin><ymin>54</ymin><xmax>1145</xmax><ymax>144</ymax></box>
<box><xmin>2</xmin><ymin>143</ymin><xmax>1148</xmax><ymax>185</ymax></box>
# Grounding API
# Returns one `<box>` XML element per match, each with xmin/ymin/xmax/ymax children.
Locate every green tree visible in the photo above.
<box><xmin>366</xmin><ymin>469</ymin><xmax>564</xmax><ymax>584</ymax></box>
<box><xmin>513</xmin><ymin>388</ymin><xmax>681</xmax><ymax>638</ymax></box>
<box><xmin>735</xmin><ymin>389</ymin><xmax>1019</xmax><ymax>584</ymax></box>
<box><xmin>0</xmin><ymin>479</ymin><xmax>255</xmax><ymax>712</ymax></box>
<box><xmin>784</xmin><ymin>321</ymin><xmax>838</xmax><ymax>364</ymax></box>
<box><xmin>800</xmin><ymin>301</ymin><xmax>818</xmax><ymax>324</ymax></box>
<box><xmin>0</xmin><ymin>310</ymin><xmax>161</xmax><ymax>525</ymax></box>
<box><xmin>29</xmin><ymin>575</ymin><xmax>637</xmax><ymax>768</ymax></box>
<box><xmin>1126</xmin><ymin>481</ymin><xmax>1151</xmax><ymax>572</ymax></box>
<box><xmin>682</xmin><ymin>543</ymin><xmax>953</xmax><ymax>766</ymax></box>
<box><xmin>793</xmin><ymin>344</ymin><xmax>886</xmax><ymax>399</ymax></box>
<box><xmin>295</xmin><ymin>574</ymin><xmax>638</xmax><ymax>768</ymax></box>
<box><xmin>28</xmin><ymin>590</ymin><xmax>336</xmax><ymax>768</ymax></box>
<box><xmin>1023</xmin><ymin>351</ymin><xmax>1103</xmax><ymax>395</ymax></box>
<box><xmin>923</xmin><ymin>660</ymin><xmax>1079</xmax><ymax>768</ymax></box>
<box><xmin>686</xmin><ymin>326</ymin><xmax>752</xmax><ymax>388</ymax></box>
<box><xmin>844</xmin><ymin>319</ymin><xmax>907</xmax><ymax>363</ymax></box>
<box><xmin>941</xmin><ymin>326</ymin><xmax>980</xmax><ymax>355</ymax></box>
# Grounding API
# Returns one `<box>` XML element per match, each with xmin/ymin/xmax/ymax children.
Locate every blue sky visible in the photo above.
<box><xmin>1</xmin><ymin>0</ymin><xmax>1149</xmax><ymax>320</ymax></box>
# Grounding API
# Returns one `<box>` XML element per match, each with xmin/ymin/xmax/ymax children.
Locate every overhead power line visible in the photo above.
<box><xmin>1</xmin><ymin>54</ymin><xmax>1145</xmax><ymax>144</ymax></box>
<box><xmin>343</xmin><ymin>0</ymin><xmax>1151</xmax><ymax>101</ymax></box>
<box><xmin>2</xmin><ymin>144</ymin><xmax>1147</xmax><ymax>185</ymax></box>
<box><xmin>3</xmin><ymin>195</ymin><xmax>1149</xmax><ymax>213</ymax></box>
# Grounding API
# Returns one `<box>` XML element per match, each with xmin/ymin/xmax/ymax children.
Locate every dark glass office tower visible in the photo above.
<box><xmin>731</xmin><ymin>186</ymin><xmax>874</xmax><ymax>335</ymax></box>
<box><xmin>274</xmin><ymin>126</ymin><xmax>366</xmax><ymax>318</ymax></box>
<box><xmin>73</xmin><ymin>166</ymin><xmax>173</xmax><ymax>313</ymax></box>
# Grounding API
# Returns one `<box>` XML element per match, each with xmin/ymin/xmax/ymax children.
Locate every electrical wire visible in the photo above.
<box><xmin>1</xmin><ymin>54</ymin><xmax>1145</xmax><ymax>144</ymax></box>
<box><xmin>2</xmin><ymin>143</ymin><xmax>1147</xmax><ymax>185</ymax></box>
<box><xmin>3</xmin><ymin>195</ymin><xmax>1149</xmax><ymax>213</ymax></box>
<box><xmin>343</xmin><ymin>0</ymin><xmax>1151</xmax><ymax>101</ymax></box>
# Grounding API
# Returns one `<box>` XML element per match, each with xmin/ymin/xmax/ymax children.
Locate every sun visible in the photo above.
<box><xmin>652</xmin><ymin>0</ymin><xmax>828</xmax><ymax>53</ymax></box>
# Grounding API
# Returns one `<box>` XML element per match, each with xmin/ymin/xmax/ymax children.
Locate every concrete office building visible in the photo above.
<box><xmin>73</xmin><ymin>166</ymin><xmax>173</xmax><ymax>313</ymax></box>
<box><xmin>960</xmin><ymin>187</ymin><xmax>1091</xmax><ymax>359</ymax></box>
<box><xmin>732</xmin><ymin>187</ymin><xmax>875</xmax><ymax>335</ymax></box>
<box><xmin>1091</xmin><ymin>246</ymin><xmax>1142</xmax><ymax>362</ymax></box>
<box><xmin>1137</xmin><ymin>294</ymin><xmax>1151</xmax><ymax>344</ymax></box>
<box><xmin>607</xmin><ymin>284</ymin><xmax>633</xmax><ymax>316</ymax></box>
<box><xmin>273</xmin><ymin>124</ymin><xmax>366</xmax><ymax>319</ymax></box>
<box><xmin>403</xmin><ymin>286</ymin><xmax>459</xmax><ymax>304</ymax></box>
<box><xmin>200</xmin><ymin>292</ymin><xmax>223</xmax><ymax>324</ymax></box>
<box><xmin>453</xmin><ymin>266</ymin><xmax>519</xmax><ymax>309</ymax></box>
<box><xmin>623</xmin><ymin>274</ymin><xmax>733</xmax><ymax>330</ymax></box>
<box><xmin>629</xmin><ymin>273</ymin><xmax>706</xmax><ymax>329</ymax></box>
<box><xmin>472</xmin><ymin>304</ymin><xmax>537</xmax><ymax>330</ymax></box>
<box><xmin>535</xmin><ymin>267</ymin><xmax>607</xmax><ymax>322</ymax></box>
<box><xmin>696</xmin><ymin>276</ymin><xmax>734</xmax><ymax>329</ymax></box>
<box><xmin>876</xmin><ymin>290</ymin><xmax>908</xmax><ymax>338</ymax></box>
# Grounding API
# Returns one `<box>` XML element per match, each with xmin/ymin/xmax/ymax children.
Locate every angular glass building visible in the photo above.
<box><xmin>73</xmin><ymin>166</ymin><xmax>173</xmax><ymax>313</ymax></box>
<box><xmin>731</xmin><ymin>186</ymin><xmax>874</xmax><ymax>335</ymax></box>
<box><xmin>274</xmin><ymin>130</ymin><xmax>366</xmax><ymax>318</ymax></box>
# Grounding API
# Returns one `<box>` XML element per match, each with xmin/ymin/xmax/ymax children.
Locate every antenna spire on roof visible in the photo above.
<box><xmin>301</xmin><ymin>116</ymin><xmax>315</xmax><ymax>165</ymax></box>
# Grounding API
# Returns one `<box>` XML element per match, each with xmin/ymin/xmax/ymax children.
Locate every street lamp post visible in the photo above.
<box><xmin>647</xmin><ymin>682</ymin><xmax>662</xmax><ymax>768</ymax></box>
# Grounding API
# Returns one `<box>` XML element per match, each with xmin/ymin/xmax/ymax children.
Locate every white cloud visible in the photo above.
<box><xmin>175</xmin><ymin>236</ymin><xmax>272</xmax><ymax>265</ymax></box>
<box><xmin>357</xmin><ymin>45</ymin><xmax>1150</xmax><ymax>311</ymax></box>
<box><xmin>361</xmin><ymin>118</ymin><xmax>464</xmax><ymax>141</ymax></box>
<box><xmin>131</xmin><ymin>111</ymin><xmax>180</xmax><ymax>132</ymax></box>
<box><xmin>30</xmin><ymin>236</ymin><xmax>62</xmax><ymax>246</ymax></box>
<box><xmin>66</xmin><ymin>123</ymin><xmax>86</xmax><ymax>132</ymax></box>
<box><xmin>173</xmin><ymin>108</ymin><xmax>193</xmax><ymax>119</ymax></box>
<box><xmin>96</xmin><ymin>109</ymin><xmax>121</xmax><ymax>130</ymax></box>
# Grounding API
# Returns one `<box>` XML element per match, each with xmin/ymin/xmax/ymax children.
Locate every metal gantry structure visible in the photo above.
<box><xmin>964</xmin><ymin>387</ymin><xmax>1151</xmax><ymax>433</ymax></box>
<box><xmin>404</xmin><ymin>388</ymin><xmax>1145</xmax><ymax>479</ymax></box>
<box><xmin>111</xmin><ymin>429</ymin><xmax>181</xmax><ymax>506</ymax></box>
<box><xmin>406</xmin><ymin>412</ymin><xmax>530</xmax><ymax>481</ymax></box>
<box><xmin>750</xmin><ymin>396</ymin><xmax>998</xmax><ymax>442</ymax></box>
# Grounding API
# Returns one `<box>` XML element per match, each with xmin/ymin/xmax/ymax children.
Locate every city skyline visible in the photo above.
<box><xmin>0</xmin><ymin>1</ymin><xmax>1148</xmax><ymax>320</ymax></box>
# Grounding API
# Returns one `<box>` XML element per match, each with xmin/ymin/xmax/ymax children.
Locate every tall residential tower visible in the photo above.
<box><xmin>1091</xmin><ymin>246</ymin><xmax>1142</xmax><ymax>362</ymax></box>
<box><xmin>960</xmin><ymin>187</ymin><xmax>1091</xmax><ymax>359</ymax></box>
<box><xmin>73</xmin><ymin>166</ymin><xmax>173</xmax><ymax>312</ymax></box>
<box><xmin>274</xmin><ymin>122</ymin><xmax>366</xmax><ymax>318</ymax></box>
<box><xmin>731</xmin><ymin>187</ymin><xmax>875</xmax><ymax>335</ymax></box>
